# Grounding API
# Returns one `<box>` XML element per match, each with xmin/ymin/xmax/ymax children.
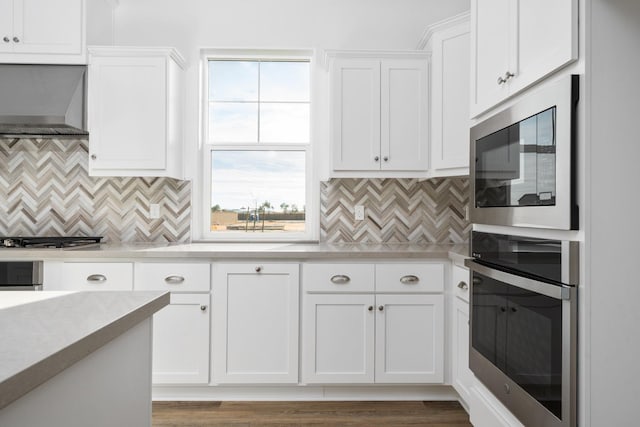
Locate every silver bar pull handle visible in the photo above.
<box><xmin>164</xmin><ymin>275</ymin><xmax>185</xmax><ymax>285</ymax></box>
<box><xmin>400</xmin><ymin>275</ymin><xmax>419</xmax><ymax>285</ymax></box>
<box><xmin>457</xmin><ymin>281</ymin><xmax>469</xmax><ymax>290</ymax></box>
<box><xmin>87</xmin><ymin>274</ymin><xmax>107</xmax><ymax>283</ymax></box>
<box><xmin>330</xmin><ymin>274</ymin><xmax>351</xmax><ymax>285</ymax></box>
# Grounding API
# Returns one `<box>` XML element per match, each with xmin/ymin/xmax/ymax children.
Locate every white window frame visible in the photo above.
<box><xmin>200</xmin><ymin>49</ymin><xmax>319</xmax><ymax>242</ymax></box>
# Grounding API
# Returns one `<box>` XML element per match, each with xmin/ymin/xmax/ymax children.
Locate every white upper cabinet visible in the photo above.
<box><xmin>470</xmin><ymin>0</ymin><xmax>578</xmax><ymax>117</ymax></box>
<box><xmin>328</xmin><ymin>51</ymin><xmax>429</xmax><ymax>176</ymax></box>
<box><xmin>0</xmin><ymin>0</ymin><xmax>83</xmax><ymax>60</ymax></box>
<box><xmin>422</xmin><ymin>12</ymin><xmax>471</xmax><ymax>176</ymax></box>
<box><xmin>87</xmin><ymin>47</ymin><xmax>184</xmax><ymax>179</ymax></box>
<box><xmin>0</xmin><ymin>0</ymin><xmax>114</xmax><ymax>64</ymax></box>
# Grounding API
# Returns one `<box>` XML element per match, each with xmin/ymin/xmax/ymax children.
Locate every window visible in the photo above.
<box><xmin>202</xmin><ymin>51</ymin><xmax>315</xmax><ymax>240</ymax></box>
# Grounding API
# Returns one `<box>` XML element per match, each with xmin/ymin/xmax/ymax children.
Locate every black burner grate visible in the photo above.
<box><xmin>0</xmin><ymin>236</ymin><xmax>103</xmax><ymax>248</ymax></box>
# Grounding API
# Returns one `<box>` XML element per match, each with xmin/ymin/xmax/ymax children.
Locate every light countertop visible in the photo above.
<box><xmin>0</xmin><ymin>291</ymin><xmax>169</xmax><ymax>410</ymax></box>
<box><xmin>0</xmin><ymin>242</ymin><xmax>469</xmax><ymax>261</ymax></box>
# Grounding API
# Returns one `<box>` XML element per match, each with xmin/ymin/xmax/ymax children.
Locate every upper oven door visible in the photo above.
<box><xmin>469</xmin><ymin>75</ymin><xmax>578</xmax><ymax>230</ymax></box>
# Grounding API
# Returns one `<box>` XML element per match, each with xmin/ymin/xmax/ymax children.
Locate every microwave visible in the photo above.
<box><xmin>470</xmin><ymin>75</ymin><xmax>579</xmax><ymax>230</ymax></box>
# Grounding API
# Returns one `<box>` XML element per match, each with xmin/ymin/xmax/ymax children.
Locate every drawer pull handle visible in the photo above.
<box><xmin>200</xmin><ymin>305</ymin><xmax>207</xmax><ymax>312</ymax></box>
<box><xmin>87</xmin><ymin>274</ymin><xmax>107</xmax><ymax>283</ymax></box>
<box><xmin>400</xmin><ymin>275</ymin><xmax>419</xmax><ymax>284</ymax></box>
<box><xmin>457</xmin><ymin>281</ymin><xmax>469</xmax><ymax>291</ymax></box>
<box><xmin>164</xmin><ymin>275</ymin><xmax>185</xmax><ymax>284</ymax></box>
<box><xmin>255</xmin><ymin>266</ymin><xmax>262</xmax><ymax>273</ymax></box>
<box><xmin>330</xmin><ymin>274</ymin><xmax>351</xmax><ymax>284</ymax></box>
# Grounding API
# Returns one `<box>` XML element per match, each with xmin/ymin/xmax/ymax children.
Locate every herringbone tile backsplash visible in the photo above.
<box><xmin>0</xmin><ymin>138</ymin><xmax>469</xmax><ymax>244</ymax></box>
<box><xmin>320</xmin><ymin>178</ymin><xmax>470</xmax><ymax>244</ymax></box>
<box><xmin>0</xmin><ymin>138</ymin><xmax>191</xmax><ymax>243</ymax></box>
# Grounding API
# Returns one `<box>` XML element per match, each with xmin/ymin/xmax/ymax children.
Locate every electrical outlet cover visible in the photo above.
<box><xmin>355</xmin><ymin>205</ymin><xmax>365</xmax><ymax>221</ymax></box>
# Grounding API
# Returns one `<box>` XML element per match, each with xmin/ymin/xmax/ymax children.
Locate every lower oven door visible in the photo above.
<box><xmin>465</xmin><ymin>259</ymin><xmax>576</xmax><ymax>427</ymax></box>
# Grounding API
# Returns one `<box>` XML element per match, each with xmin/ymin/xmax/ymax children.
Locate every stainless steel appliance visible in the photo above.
<box><xmin>465</xmin><ymin>231</ymin><xmax>578</xmax><ymax>427</ymax></box>
<box><xmin>0</xmin><ymin>236</ymin><xmax>102</xmax><ymax>291</ymax></box>
<box><xmin>0</xmin><ymin>64</ymin><xmax>88</xmax><ymax>138</ymax></box>
<box><xmin>0</xmin><ymin>261</ymin><xmax>43</xmax><ymax>290</ymax></box>
<box><xmin>470</xmin><ymin>75</ymin><xmax>579</xmax><ymax>230</ymax></box>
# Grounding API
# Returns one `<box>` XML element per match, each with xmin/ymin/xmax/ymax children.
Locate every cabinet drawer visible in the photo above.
<box><xmin>452</xmin><ymin>264</ymin><xmax>470</xmax><ymax>303</ymax></box>
<box><xmin>303</xmin><ymin>263</ymin><xmax>375</xmax><ymax>292</ymax></box>
<box><xmin>135</xmin><ymin>263</ymin><xmax>210</xmax><ymax>292</ymax></box>
<box><xmin>375</xmin><ymin>263</ymin><xmax>444</xmax><ymax>293</ymax></box>
<box><xmin>61</xmin><ymin>262</ymin><xmax>133</xmax><ymax>291</ymax></box>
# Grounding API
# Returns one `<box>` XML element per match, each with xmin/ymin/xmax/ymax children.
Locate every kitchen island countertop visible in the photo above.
<box><xmin>0</xmin><ymin>291</ymin><xmax>169</xmax><ymax>411</ymax></box>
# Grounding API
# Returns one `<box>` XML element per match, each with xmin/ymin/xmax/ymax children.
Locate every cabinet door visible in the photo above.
<box><xmin>0</xmin><ymin>0</ymin><xmax>13</xmax><ymax>53</ymax></box>
<box><xmin>331</xmin><ymin>58</ymin><xmax>381</xmax><ymax>171</ymax></box>
<box><xmin>431</xmin><ymin>22</ymin><xmax>470</xmax><ymax>172</ymax></box>
<box><xmin>152</xmin><ymin>293</ymin><xmax>210</xmax><ymax>384</ymax></box>
<box><xmin>302</xmin><ymin>294</ymin><xmax>375</xmax><ymax>384</ymax></box>
<box><xmin>13</xmin><ymin>0</ymin><xmax>83</xmax><ymax>55</ymax></box>
<box><xmin>452</xmin><ymin>297</ymin><xmax>473</xmax><ymax>404</ymax></box>
<box><xmin>212</xmin><ymin>263</ymin><xmax>299</xmax><ymax>384</ymax></box>
<box><xmin>380</xmin><ymin>58</ymin><xmax>428</xmax><ymax>171</ymax></box>
<box><xmin>470</xmin><ymin>0</ymin><xmax>512</xmax><ymax>116</ymax></box>
<box><xmin>374</xmin><ymin>294</ymin><xmax>444</xmax><ymax>383</ymax></box>
<box><xmin>511</xmin><ymin>0</ymin><xmax>578</xmax><ymax>94</ymax></box>
<box><xmin>89</xmin><ymin>55</ymin><xmax>167</xmax><ymax>171</ymax></box>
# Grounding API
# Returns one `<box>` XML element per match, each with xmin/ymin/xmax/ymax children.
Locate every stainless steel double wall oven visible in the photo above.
<box><xmin>467</xmin><ymin>75</ymin><xmax>579</xmax><ymax>427</ymax></box>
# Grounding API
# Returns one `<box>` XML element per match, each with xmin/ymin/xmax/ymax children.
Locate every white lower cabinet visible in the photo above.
<box><xmin>375</xmin><ymin>294</ymin><xmax>443</xmax><ymax>383</ymax></box>
<box><xmin>302</xmin><ymin>294</ymin><xmax>375</xmax><ymax>383</ymax></box>
<box><xmin>212</xmin><ymin>263</ymin><xmax>299</xmax><ymax>384</ymax></box>
<box><xmin>134</xmin><ymin>262</ymin><xmax>211</xmax><ymax>384</ymax></box>
<box><xmin>452</xmin><ymin>296</ymin><xmax>472</xmax><ymax>404</ymax></box>
<box><xmin>151</xmin><ymin>293</ymin><xmax>210</xmax><ymax>384</ymax></box>
<box><xmin>302</xmin><ymin>262</ymin><xmax>445</xmax><ymax>384</ymax></box>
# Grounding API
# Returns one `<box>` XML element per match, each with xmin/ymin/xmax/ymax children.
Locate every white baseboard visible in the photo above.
<box><xmin>152</xmin><ymin>384</ymin><xmax>461</xmax><ymax>402</ymax></box>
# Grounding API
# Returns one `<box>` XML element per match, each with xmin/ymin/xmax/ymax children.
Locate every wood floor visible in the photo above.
<box><xmin>152</xmin><ymin>401</ymin><xmax>472</xmax><ymax>427</ymax></box>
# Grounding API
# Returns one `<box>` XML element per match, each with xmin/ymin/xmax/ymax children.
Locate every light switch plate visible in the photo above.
<box><xmin>150</xmin><ymin>204</ymin><xmax>161</xmax><ymax>219</ymax></box>
<box><xmin>355</xmin><ymin>205</ymin><xmax>365</xmax><ymax>221</ymax></box>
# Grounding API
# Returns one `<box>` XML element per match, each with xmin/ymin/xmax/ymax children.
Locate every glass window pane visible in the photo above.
<box><xmin>260</xmin><ymin>61</ymin><xmax>310</xmax><ymax>102</ymax></box>
<box><xmin>209</xmin><ymin>61</ymin><xmax>259</xmax><ymax>101</ymax></box>
<box><xmin>210</xmin><ymin>150</ymin><xmax>306</xmax><ymax>234</ymax></box>
<box><xmin>260</xmin><ymin>103</ymin><xmax>310</xmax><ymax>143</ymax></box>
<box><xmin>209</xmin><ymin>102</ymin><xmax>258</xmax><ymax>143</ymax></box>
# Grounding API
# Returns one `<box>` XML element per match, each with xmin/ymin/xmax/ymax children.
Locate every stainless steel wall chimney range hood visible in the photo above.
<box><xmin>0</xmin><ymin>64</ymin><xmax>88</xmax><ymax>138</ymax></box>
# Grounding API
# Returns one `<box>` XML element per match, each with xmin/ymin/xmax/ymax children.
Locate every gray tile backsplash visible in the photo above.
<box><xmin>0</xmin><ymin>138</ymin><xmax>191</xmax><ymax>243</ymax></box>
<box><xmin>0</xmin><ymin>138</ymin><xmax>469</xmax><ymax>244</ymax></box>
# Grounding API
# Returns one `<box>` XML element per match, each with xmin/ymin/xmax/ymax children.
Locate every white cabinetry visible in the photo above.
<box><xmin>135</xmin><ymin>262</ymin><xmax>210</xmax><ymax>384</ymax></box>
<box><xmin>0</xmin><ymin>0</ymin><xmax>83</xmax><ymax>61</ymax></box>
<box><xmin>212</xmin><ymin>263</ymin><xmax>299</xmax><ymax>384</ymax></box>
<box><xmin>422</xmin><ymin>13</ymin><xmax>470</xmax><ymax>176</ymax></box>
<box><xmin>302</xmin><ymin>262</ymin><xmax>444</xmax><ymax>384</ymax></box>
<box><xmin>0</xmin><ymin>0</ymin><xmax>115</xmax><ymax>64</ymax></box>
<box><xmin>327</xmin><ymin>51</ymin><xmax>429</xmax><ymax>175</ymax></box>
<box><xmin>451</xmin><ymin>264</ymin><xmax>473</xmax><ymax>406</ymax></box>
<box><xmin>87</xmin><ymin>47</ymin><xmax>184</xmax><ymax>179</ymax></box>
<box><xmin>470</xmin><ymin>0</ymin><xmax>578</xmax><ymax>117</ymax></box>
<box><xmin>45</xmin><ymin>262</ymin><xmax>134</xmax><ymax>291</ymax></box>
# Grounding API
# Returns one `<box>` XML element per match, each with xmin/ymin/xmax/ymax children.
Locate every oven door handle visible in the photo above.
<box><xmin>464</xmin><ymin>259</ymin><xmax>572</xmax><ymax>300</ymax></box>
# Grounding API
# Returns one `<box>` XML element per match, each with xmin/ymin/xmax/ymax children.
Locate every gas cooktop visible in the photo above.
<box><xmin>0</xmin><ymin>236</ymin><xmax>103</xmax><ymax>249</ymax></box>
